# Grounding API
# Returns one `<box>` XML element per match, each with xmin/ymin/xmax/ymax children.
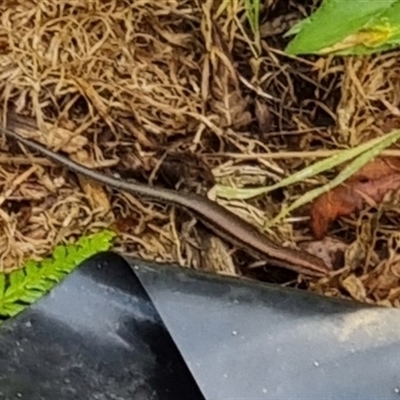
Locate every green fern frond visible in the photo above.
<box><xmin>0</xmin><ymin>230</ymin><xmax>116</xmax><ymax>320</ymax></box>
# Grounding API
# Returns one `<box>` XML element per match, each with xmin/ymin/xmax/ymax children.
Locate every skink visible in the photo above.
<box><xmin>1</xmin><ymin>126</ymin><xmax>330</xmax><ymax>277</ymax></box>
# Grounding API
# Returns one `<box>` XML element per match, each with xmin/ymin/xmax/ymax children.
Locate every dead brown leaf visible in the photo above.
<box><xmin>311</xmin><ymin>157</ymin><xmax>400</xmax><ymax>239</ymax></box>
<box><xmin>341</xmin><ymin>274</ymin><xmax>366</xmax><ymax>302</ymax></box>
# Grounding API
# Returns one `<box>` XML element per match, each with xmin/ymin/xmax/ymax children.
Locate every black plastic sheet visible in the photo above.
<box><xmin>1</xmin><ymin>251</ymin><xmax>400</xmax><ymax>399</ymax></box>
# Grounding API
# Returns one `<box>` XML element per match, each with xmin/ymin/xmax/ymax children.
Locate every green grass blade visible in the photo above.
<box><xmin>267</xmin><ymin>129</ymin><xmax>400</xmax><ymax>226</ymax></box>
<box><xmin>245</xmin><ymin>0</ymin><xmax>261</xmax><ymax>34</ymax></box>
<box><xmin>215</xmin><ymin>129</ymin><xmax>400</xmax><ymax>201</ymax></box>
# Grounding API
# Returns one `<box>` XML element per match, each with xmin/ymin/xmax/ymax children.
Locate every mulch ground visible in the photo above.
<box><xmin>1</xmin><ymin>0</ymin><xmax>400</xmax><ymax>306</ymax></box>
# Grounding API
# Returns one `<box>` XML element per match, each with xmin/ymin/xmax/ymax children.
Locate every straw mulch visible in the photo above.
<box><xmin>1</xmin><ymin>0</ymin><xmax>400</xmax><ymax>306</ymax></box>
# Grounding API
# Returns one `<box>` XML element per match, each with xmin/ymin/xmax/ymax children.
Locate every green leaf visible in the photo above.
<box><xmin>0</xmin><ymin>229</ymin><xmax>116</xmax><ymax>322</ymax></box>
<box><xmin>324</xmin><ymin>2</ymin><xmax>400</xmax><ymax>56</ymax></box>
<box><xmin>284</xmin><ymin>18</ymin><xmax>312</xmax><ymax>38</ymax></box>
<box><xmin>285</xmin><ymin>0</ymin><xmax>399</xmax><ymax>55</ymax></box>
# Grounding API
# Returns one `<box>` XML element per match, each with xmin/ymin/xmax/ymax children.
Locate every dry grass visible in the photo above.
<box><xmin>1</xmin><ymin>0</ymin><xmax>400</xmax><ymax>305</ymax></box>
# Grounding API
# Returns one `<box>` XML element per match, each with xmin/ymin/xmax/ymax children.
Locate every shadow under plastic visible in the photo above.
<box><xmin>1</xmin><ymin>251</ymin><xmax>400</xmax><ymax>400</ymax></box>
